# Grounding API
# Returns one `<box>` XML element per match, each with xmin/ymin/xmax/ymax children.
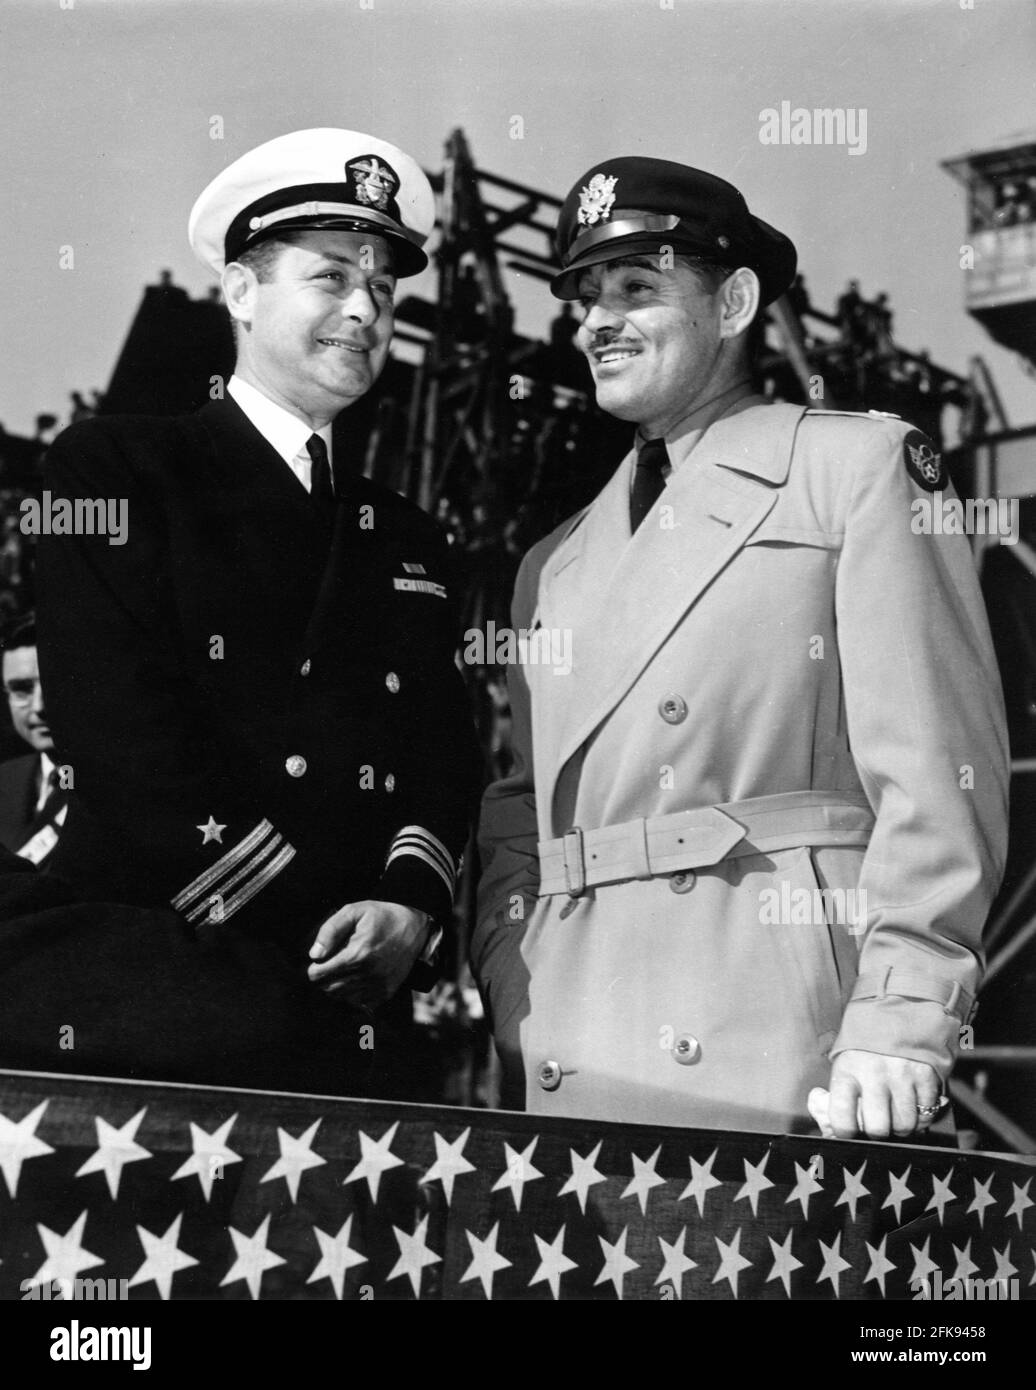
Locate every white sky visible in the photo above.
<box><xmin>0</xmin><ymin>0</ymin><xmax>1034</xmax><ymax>436</ymax></box>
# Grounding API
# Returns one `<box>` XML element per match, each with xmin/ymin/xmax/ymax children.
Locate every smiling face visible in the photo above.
<box><xmin>575</xmin><ymin>255</ymin><xmax>755</xmax><ymax>438</ymax></box>
<box><xmin>223</xmin><ymin>229</ymin><xmax>396</xmax><ymax>427</ymax></box>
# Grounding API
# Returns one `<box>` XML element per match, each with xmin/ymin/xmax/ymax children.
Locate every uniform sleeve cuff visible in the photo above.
<box><xmin>378</xmin><ymin>825</ymin><xmax>458</xmax><ymax>921</ymax></box>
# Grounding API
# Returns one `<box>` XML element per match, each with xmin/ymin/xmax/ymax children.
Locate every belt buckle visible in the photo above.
<box><xmin>562</xmin><ymin>826</ymin><xmax>586</xmax><ymax>897</ymax></box>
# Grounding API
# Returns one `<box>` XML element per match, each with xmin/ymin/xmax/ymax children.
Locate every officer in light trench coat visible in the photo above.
<box><xmin>472</xmin><ymin>158</ymin><xmax>1009</xmax><ymax>1139</ymax></box>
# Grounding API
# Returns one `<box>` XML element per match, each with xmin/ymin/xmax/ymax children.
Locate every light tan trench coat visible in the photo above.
<box><xmin>473</xmin><ymin>401</ymin><xmax>1009</xmax><ymax>1132</ymax></box>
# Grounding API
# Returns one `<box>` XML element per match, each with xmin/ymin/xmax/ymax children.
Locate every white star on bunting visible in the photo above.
<box><xmin>1006</xmin><ymin>1179</ymin><xmax>1033</xmax><ymax>1230</ymax></box>
<box><xmin>816</xmin><ymin>1232</ymin><xmax>852</xmax><ymax>1298</ymax></box>
<box><xmin>172</xmin><ymin>1115</ymin><xmax>241</xmax><ymax>1201</ymax></box>
<box><xmin>967</xmin><ymin>1173</ymin><xmax>997</xmax><ymax>1228</ymax></box>
<box><xmin>559</xmin><ymin>1140</ymin><xmax>606</xmax><ymax>1214</ymax></box>
<box><xmin>261</xmin><ymin>1119</ymin><xmax>326</xmax><ymax>1202</ymax></box>
<box><xmin>950</xmin><ymin>1238</ymin><xmax>980</xmax><ymax>1284</ymax></box>
<box><xmin>863</xmin><ymin>1235</ymin><xmax>896</xmax><ymax>1297</ymax></box>
<box><xmin>307</xmin><ymin>1217</ymin><xmax>367</xmax><ymax>1300</ymax></box>
<box><xmin>75</xmin><ymin>1108</ymin><xmax>150</xmax><ymax>1199</ymax></box>
<box><xmin>197</xmin><ymin>816</ymin><xmax>226</xmax><ymax>845</ymax></box>
<box><xmin>461</xmin><ymin>1222</ymin><xmax>512</xmax><ymax>1299</ymax></box>
<box><xmin>785</xmin><ymin>1160</ymin><xmax>824</xmax><ymax>1219</ymax></box>
<box><xmin>388</xmin><ymin>1215</ymin><xmax>441</xmax><ymax>1298</ymax></box>
<box><xmin>926</xmin><ymin>1168</ymin><xmax>957</xmax><ymax>1226</ymax></box>
<box><xmin>766</xmin><ymin>1230</ymin><xmax>803</xmax><ymax>1298</ymax></box>
<box><xmin>712</xmin><ymin>1228</ymin><xmax>752</xmax><ymax>1297</ymax></box>
<box><xmin>835</xmin><ymin>1162</ymin><xmax>870</xmax><ymax>1222</ymax></box>
<box><xmin>220</xmin><ymin>1213</ymin><xmax>285</xmax><ymax>1300</ymax></box>
<box><xmin>655</xmin><ymin>1227</ymin><xmax>697</xmax><ymax>1299</ymax></box>
<box><xmin>908</xmin><ymin>1236</ymin><xmax>940</xmax><ymax>1288</ymax></box>
<box><xmin>0</xmin><ymin>1100</ymin><xmax>54</xmax><ymax>1198</ymax></box>
<box><xmin>734</xmin><ymin>1151</ymin><xmax>774</xmax><ymax>1216</ymax></box>
<box><xmin>991</xmin><ymin>1242</ymin><xmax>1017</xmax><ymax>1286</ymax></box>
<box><xmin>621</xmin><ymin>1145</ymin><xmax>666</xmax><ymax>1215</ymax></box>
<box><xmin>883</xmin><ymin>1165</ymin><xmax>914</xmax><ymax>1222</ymax></box>
<box><xmin>128</xmin><ymin>1214</ymin><xmax>198</xmax><ymax>1300</ymax></box>
<box><xmin>530</xmin><ymin>1225</ymin><xmax>578</xmax><ymax>1300</ymax></box>
<box><xmin>594</xmin><ymin>1226</ymin><xmax>639</xmax><ymax>1300</ymax></box>
<box><xmin>680</xmin><ymin>1147</ymin><xmax>724</xmax><ymax>1216</ymax></box>
<box><xmin>491</xmin><ymin>1137</ymin><xmax>543</xmax><ymax>1212</ymax></box>
<box><xmin>31</xmin><ymin>1211</ymin><xmax>104</xmax><ymax>1290</ymax></box>
<box><xmin>343</xmin><ymin>1121</ymin><xmax>404</xmax><ymax>1202</ymax></box>
<box><xmin>420</xmin><ymin>1128</ymin><xmax>475</xmax><ymax>1206</ymax></box>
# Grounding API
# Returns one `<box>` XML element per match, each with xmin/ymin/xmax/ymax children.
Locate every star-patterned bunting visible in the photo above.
<box><xmin>530</xmin><ymin>1225</ymin><xmax>578</xmax><ymax>1300</ymax></box>
<box><xmin>926</xmin><ymin>1168</ymin><xmax>957</xmax><ymax>1226</ymax></box>
<box><xmin>461</xmin><ymin>1222</ymin><xmax>512</xmax><ymax>1298</ymax></box>
<box><xmin>559</xmin><ymin>1141</ymin><xmax>607</xmax><ymax>1214</ymax></box>
<box><xmin>343</xmin><ymin>1122</ymin><xmax>404</xmax><ymax>1202</ymax></box>
<box><xmin>31</xmin><ymin>1211</ymin><xmax>104</xmax><ymax>1290</ymax></box>
<box><xmin>75</xmin><ymin>1108</ymin><xmax>150</xmax><ymax>1199</ymax></box>
<box><xmin>261</xmin><ymin>1119</ymin><xmax>326</xmax><ymax>1202</ymax></box>
<box><xmin>128</xmin><ymin>1214</ymin><xmax>198</xmax><ymax>1300</ymax></box>
<box><xmin>420</xmin><ymin>1128</ymin><xmax>475</xmax><ymax>1206</ymax></box>
<box><xmin>655</xmin><ymin>1227</ymin><xmax>697</xmax><ymax>1298</ymax></box>
<box><xmin>680</xmin><ymin>1147</ymin><xmax>724</xmax><ymax>1216</ymax></box>
<box><xmin>220</xmin><ymin>1214</ymin><xmax>285</xmax><ymax>1300</ymax></box>
<box><xmin>595</xmin><ymin>1226</ymin><xmax>639</xmax><ymax>1299</ymax></box>
<box><xmin>766</xmin><ymin>1230</ymin><xmax>803</xmax><ymax>1298</ymax></box>
<box><xmin>307</xmin><ymin>1217</ymin><xmax>367</xmax><ymax>1299</ymax></box>
<box><xmin>0</xmin><ymin>1101</ymin><xmax>54</xmax><ymax>1198</ymax></box>
<box><xmin>735</xmin><ymin>1151</ymin><xmax>774</xmax><ymax>1216</ymax></box>
<box><xmin>172</xmin><ymin>1115</ymin><xmax>241</xmax><ymax>1201</ymax></box>
<box><xmin>491</xmin><ymin>1138</ymin><xmax>543</xmax><ymax>1212</ymax></box>
<box><xmin>621</xmin><ymin>1145</ymin><xmax>666</xmax><ymax>1215</ymax></box>
<box><xmin>388</xmin><ymin>1215</ymin><xmax>441</xmax><ymax>1297</ymax></box>
<box><xmin>835</xmin><ymin>1162</ymin><xmax>870</xmax><ymax>1222</ymax></box>
<box><xmin>712</xmin><ymin>1227</ymin><xmax>753</xmax><ymax>1297</ymax></box>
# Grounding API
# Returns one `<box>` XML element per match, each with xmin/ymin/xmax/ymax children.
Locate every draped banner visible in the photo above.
<box><xmin>0</xmin><ymin>1069</ymin><xmax>1033</xmax><ymax>1302</ymax></box>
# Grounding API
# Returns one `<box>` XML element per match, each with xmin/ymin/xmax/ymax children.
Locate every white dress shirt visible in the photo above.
<box><xmin>227</xmin><ymin>375</ymin><xmax>333</xmax><ymax>492</ymax></box>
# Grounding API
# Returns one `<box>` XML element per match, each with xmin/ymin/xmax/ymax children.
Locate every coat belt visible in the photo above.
<box><xmin>537</xmin><ymin>791</ymin><xmax>875</xmax><ymax>897</ymax></box>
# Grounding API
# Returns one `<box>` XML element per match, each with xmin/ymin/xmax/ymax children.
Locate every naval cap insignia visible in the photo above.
<box><xmin>904</xmin><ymin>430</ymin><xmax>943</xmax><ymax>492</ymax></box>
<box><xmin>577</xmin><ymin>172</ymin><xmax>618</xmax><ymax>227</ymax></box>
<box><xmin>346</xmin><ymin>155</ymin><xmax>399</xmax><ymax>210</ymax></box>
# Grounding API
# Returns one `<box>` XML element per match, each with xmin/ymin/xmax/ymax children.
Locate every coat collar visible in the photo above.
<box><xmin>533</xmin><ymin>403</ymin><xmax>807</xmax><ymax>823</ymax></box>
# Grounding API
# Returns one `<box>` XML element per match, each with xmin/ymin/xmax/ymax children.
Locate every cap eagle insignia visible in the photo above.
<box><xmin>577</xmin><ymin>172</ymin><xmax>618</xmax><ymax>227</ymax></box>
<box><xmin>346</xmin><ymin>156</ymin><xmax>399</xmax><ymax>210</ymax></box>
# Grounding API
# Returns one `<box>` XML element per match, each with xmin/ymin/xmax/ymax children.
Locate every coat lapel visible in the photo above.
<box><xmin>536</xmin><ymin>403</ymin><xmax>806</xmax><ymax>817</ymax></box>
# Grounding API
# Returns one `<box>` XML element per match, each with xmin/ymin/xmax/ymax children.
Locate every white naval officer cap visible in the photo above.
<box><xmin>188</xmin><ymin>127</ymin><xmax>435</xmax><ymax>278</ymax></box>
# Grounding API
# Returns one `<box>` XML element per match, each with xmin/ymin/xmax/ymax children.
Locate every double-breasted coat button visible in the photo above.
<box><xmin>384</xmin><ymin>772</ymin><xmax>396</xmax><ymax>793</ymax></box>
<box><xmin>659</xmin><ymin>694</ymin><xmax>688</xmax><ymax>724</ymax></box>
<box><xmin>285</xmin><ymin>754</ymin><xmax>307</xmax><ymax>778</ymax></box>
<box><xmin>673</xmin><ymin>1034</ymin><xmax>701</xmax><ymax>1065</ymax></box>
<box><xmin>299</xmin><ymin>658</ymin><xmax>312</xmax><ymax>676</ymax></box>
<box><xmin>537</xmin><ymin>1060</ymin><xmax>563</xmax><ymax>1091</ymax></box>
<box><xmin>669</xmin><ymin>871</ymin><xmax>696</xmax><ymax>893</ymax></box>
<box><xmin>385</xmin><ymin>672</ymin><xmax>400</xmax><ymax>693</ymax></box>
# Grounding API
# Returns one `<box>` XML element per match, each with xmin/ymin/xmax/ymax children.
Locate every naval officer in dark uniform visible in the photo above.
<box><xmin>33</xmin><ymin>128</ymin><xmax>482</xmax><ymax>1097</ymax></box>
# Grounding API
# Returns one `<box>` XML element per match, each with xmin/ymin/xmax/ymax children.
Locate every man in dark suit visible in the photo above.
<box><xmin>33</xmin><ymin>128</ymin><xmax>482</xmax><ymax>1098</ymax></box>
<box><xmin>0</xmin><ymin>614</ymin><xmax>67</xmax><ymax>866</ymax></box>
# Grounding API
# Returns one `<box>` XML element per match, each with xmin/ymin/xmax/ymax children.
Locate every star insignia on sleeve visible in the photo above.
<box><xmin>197</xmin><ymin>816</ymin><xmax>227</xmax><ymax>845</ymax></box>
<box><xmin>461</xmin><ymin>1222</ymin><xmax>513</xmax><ymax>1299</ymax></box>
<box><xmin>529</xmin><ymin>1225</ymin><xmax>578</xmax><ymax>1300</ymax></box>
<box><xmin>0</xmin><ymin>1099</ymin><xmax>54</xmax><ymax>1198</ymax></box>
<box><xmin>74</xmin><ymin>1107</ymin><xmax>151</xmax><ymax>1199</ymax></box>
<box><xmin>128</xmin><ymin>1213</ymin><xmax>199</xmax><ymax>1300</ymax></box>
<box><xmin>307</xmin><ymin>1216</ymin><xmax>367</xmax><ymax>1300</ymax></box>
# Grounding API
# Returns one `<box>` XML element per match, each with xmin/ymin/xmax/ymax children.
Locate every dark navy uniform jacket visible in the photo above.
<box><xmin>36</xmin><ymin>398</ymin><xmax>482</xmax><ymax>963</ymax></box>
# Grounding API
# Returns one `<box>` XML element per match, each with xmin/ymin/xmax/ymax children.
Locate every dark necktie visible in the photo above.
<box><xmin>630</xmin><ymin>437</ymin><xmax>670</xmax><ymax>534</ymax></box>
<box><xmin>306</xmin><ymin>433</ymin><xmax>335</xmax><ymax>507</ymax></box>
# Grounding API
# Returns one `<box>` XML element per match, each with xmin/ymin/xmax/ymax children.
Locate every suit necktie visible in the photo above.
<box><xmin>306</xmin><ymin>433</ymin><xmax>335</xmax><ymax>507</ymax></box>
<box><xmin>630</xmin><ymin>437</ymin><xmax>670</xmax><ymax>534</ymax></box>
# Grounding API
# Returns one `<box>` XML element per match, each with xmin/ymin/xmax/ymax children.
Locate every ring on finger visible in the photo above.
<box><xmin>916</xmin><ymin>1096</ymin><xmax>949</xmax><ymax>1120</ymax></box>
